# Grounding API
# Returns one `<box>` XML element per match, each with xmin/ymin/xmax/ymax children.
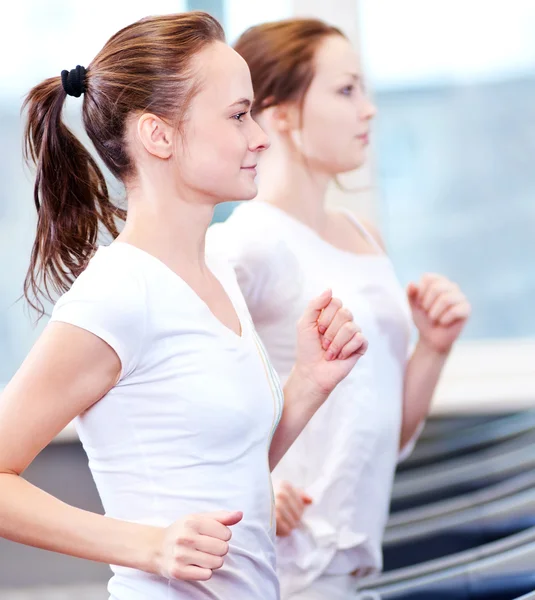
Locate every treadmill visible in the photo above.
<box><xmin>391</xmin><ymin>430</ymin><xmax>535</xmax><ymax>512</ymax></box>
<box><xmin>356</xmin><ymin>527</ymin><xmax>535</xmax><ymax>599</ymax></box>
<box><xmin>384</xmin><ymin>485</ymin><xmax>535</xmax><ymax>570</ymax></box>
<box><xmin>399</xmin><ymin>411</ymin><xmax>535</xmax><ymax>472</ymax></box>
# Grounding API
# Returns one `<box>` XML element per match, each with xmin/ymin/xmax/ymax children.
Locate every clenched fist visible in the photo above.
<box><xmin>155</xmin><ymin>511</ymin><xmax>242</xmax><ymax>581</ymax></box>
<box><xmin>275</xmin><ymin>481</ymin><xmax>312</xmax><ymax>537</ymax></box>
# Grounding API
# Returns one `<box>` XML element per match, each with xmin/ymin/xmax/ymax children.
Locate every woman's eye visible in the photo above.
<box><xmin>340</xmin><ymin>85</ymin><xmax>354</xmax><ymax>96</ymax></box>
<box><xmin>233</xmin><ymin>112</ymin><xmax>247</xmax><ymax>122</ymax></box>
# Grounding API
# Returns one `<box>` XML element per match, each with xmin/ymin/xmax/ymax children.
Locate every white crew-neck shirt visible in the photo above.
<box><xmin>50</xmin><ymin>242</ymin><xmax>283</xmax><ymax>600</ymax></box>
<box><xmin>208</xmin><ymin>201</ymin><xmax>414</xmax><ymax>597</ymax></box>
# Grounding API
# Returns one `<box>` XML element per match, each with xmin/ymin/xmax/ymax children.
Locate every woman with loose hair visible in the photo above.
<box><xmin>0</xmin><ymin>12</ymin><xmax>368</xmax><ymax>599</ymax></box>
<box><xmin>209</xmin><ymin>18</ymin><xmax>471</xmax><ymax>599</ymax></box>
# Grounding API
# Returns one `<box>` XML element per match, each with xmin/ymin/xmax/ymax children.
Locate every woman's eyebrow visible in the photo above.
<box><xmin>229</xmin><ymin>98</ymin><xmax>253</xmax><ymax>110</ymax></box>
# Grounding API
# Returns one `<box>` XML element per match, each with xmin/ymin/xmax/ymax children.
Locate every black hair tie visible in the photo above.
<box><xmin>61</xmin><ymin>65</ymin><xmax>87</xmax><ymax>98</ymax></box>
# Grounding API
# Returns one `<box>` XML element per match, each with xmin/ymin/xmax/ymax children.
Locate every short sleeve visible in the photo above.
<box><xmin>207</xmin><ymin>222</ymin><xmax>302</xmax><ymax>323</ymax></box>
<box><xmin>50</xmin><ymin>252</ymin><xmax>147</xmax><ymax>380</ymax></box>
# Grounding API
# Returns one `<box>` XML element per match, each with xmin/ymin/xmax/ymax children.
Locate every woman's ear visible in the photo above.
<box><xmin>265</xmin><ymin>102</ymin><xmax>301</xmax><ymax>134</ymax></box>
<box><xmin>136</xmin><ymin>113</ymin><xmax>174</xmax><ymax>159</ymax></box>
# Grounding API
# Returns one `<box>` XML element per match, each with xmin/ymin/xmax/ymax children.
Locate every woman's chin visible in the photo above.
<box><xmin>236</xmin><ymin>182</ymin><xmax>259</xmax><ymax>202</ymax></box>
<box><xmin>336</xmin><ymin>156</ymin><xmax>367</xmax><ymax>175</ymax></box>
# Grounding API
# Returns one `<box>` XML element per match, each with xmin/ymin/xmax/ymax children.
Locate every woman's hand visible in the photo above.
<box><xmin>275</xmin><ymin>481</ymin><xmax>313</xmax><ymax>537</ymax></box>
<box><xmin>155</xmin><ymin>511</ymin><xmax>243</xmax><ymax>581</ymax></box>
<box><xmin>269</xmin><ymin>290</ymin><xmax>368</xmax><ymax>469</ymax></box>
<box><xmin>294</xmin><ymin>289</ymin><xmax>368</xmax><ymax>397</ymax></box>
<box><xmin>408</xmin><ymin>274</ymin><xmax>471</xmax><ymax>355</ymax></box>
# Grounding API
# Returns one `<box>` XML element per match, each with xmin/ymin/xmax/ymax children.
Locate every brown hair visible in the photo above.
<box><xmin>22</xmin><ymin>11</ymin><xmax>225</xmax><ymax>316</ymax></box>
<box><xmin>233</xmin><ymin>18</ymin><xmax>345</xmax><ymax>117</ymax></box>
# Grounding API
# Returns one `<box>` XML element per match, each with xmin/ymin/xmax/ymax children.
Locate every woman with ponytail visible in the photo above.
<box><xmin>0</xmin><ymin>13</ymin><xmax>367</xmax><ymax>599</ymax></box>
<box><xmin>209</xmin><ymin>18</ymin><xmax>472</xmax><ymax>599</ymax></box>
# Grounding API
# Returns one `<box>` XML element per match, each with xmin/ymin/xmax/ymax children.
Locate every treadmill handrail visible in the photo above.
<box><xmin>419</xmin><ymin>415</ymin><xmax>509</xmax><ymax>441</ymax></box>
<box><xmin>393</xmin><ymin>432</ymin><xmax>535</xmax><ymax>501</ymax></box>
<box><xmin>385</xmin><ymin>487</ymin><xmax>535</xmax><ymax>545</ymax></box>
<box><xmin>358</xmin><ymin>526</ymin><xmax>535</xmax><ymax>590</ymax></box>
<box><xmin>388</xmin><ymin>471</ymin><xmax>535</xmax><ymax>527</ymax></box>
<box><xmin>408</xmin><ymin>411</ymin><xmax>535</xmax><ymax>466</ymax></box>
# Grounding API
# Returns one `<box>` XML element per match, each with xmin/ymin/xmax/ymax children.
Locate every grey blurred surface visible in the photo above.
<box><xmin>0</xmin><ymin>583</ymin><xmax>107</xmax><ymax>600</ymax></box>
<box><xmin>0</xmin><ymin>442</ymin><xmax>110</xmax><ymax>589</ymax></box>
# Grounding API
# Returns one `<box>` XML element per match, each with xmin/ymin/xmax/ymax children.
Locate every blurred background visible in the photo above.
<box><xmin>0</xmin><ymin>1</ymin><xmax>534</xmax><ymax>598</ymax></box>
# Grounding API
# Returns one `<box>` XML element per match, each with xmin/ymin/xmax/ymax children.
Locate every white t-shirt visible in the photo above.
<box><xmin>208</xmin><ymin>201</ymin><xmax>414</xmax><ymax>597</ymax></box>
<box><xmin>50</xmin><ymin>242</ymin><xmax>283</xmax><ymax>600</ymax></box>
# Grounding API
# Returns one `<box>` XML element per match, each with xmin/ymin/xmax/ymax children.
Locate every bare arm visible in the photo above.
<box><xmin>399</xmin><ymin>340</ymin><xmax>449</xmax><ymax>448</ymax></box>
<box><xmin>0</xmin><ymin>323</ymin><xmax>161</xmax><ymax>571</ymax></box>
<box><xmin>269</xmin><ymin>368</ymin><xmax>327</xmax><ymax>471</ymax></box>
<box><xmin>0</xmin><ymin>323</ymin><xmax>240</xmax><ymax>581</ymax></box>
<box><xmin>400</xmin><ymin>276</ymin><xmax>471</xmax><ymax>449</ymax></box>
<box><xmin>269</xmin><ymin>291</ymin><xmax>368</xmax><ymax>470</ymax></box>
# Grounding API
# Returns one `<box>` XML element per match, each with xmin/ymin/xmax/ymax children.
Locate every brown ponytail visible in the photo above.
<box><xmin>22</xmin><ymin>77</ymin><xmax>124</xmax><ymax>316</ymax></box>
<box><xmin>22</xmin><ymin>11</ymin><xmax>225</xmax><ymax>317</ymax></box>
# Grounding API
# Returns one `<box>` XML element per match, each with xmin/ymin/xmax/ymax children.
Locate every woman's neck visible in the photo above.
<box><xmin>256</xmin><ymin>150</ymin><xmax>332</xmax><ymax>234</ymax></box>
<box><xmin>119</xmin><ymin>178</ymin><xmax>214</xmax><ymax>276</ymax></box>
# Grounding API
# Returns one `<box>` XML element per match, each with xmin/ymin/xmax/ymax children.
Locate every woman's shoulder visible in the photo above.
<box><xmin>333</xmin><ymin>209</ymin><xmax>387</xmax><ymax>253</ymax></box>
<box><xmin>208</xmin><ymin>203</ymin><xmax>293</xmax><ymax>266</ymax></box>
<box><xmin>55</xmin><ymin>244</ymin><xmax>146</xmax><ymax>312</ymax></box>
<box><xmin>207</xmin><ymin>204</ymin><xmax>302</xmax><ymax>308</ymax></box>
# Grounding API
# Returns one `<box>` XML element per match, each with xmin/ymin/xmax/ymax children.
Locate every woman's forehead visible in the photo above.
<box><xmin>193</xmin><ymin>42</ymin><xmax>253</xmax><ymax>105</ymax></box>
<box><xmin>314</xmin><ymin>36</ymin><xmax>360</xmax><ymax>77</ymax></box>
